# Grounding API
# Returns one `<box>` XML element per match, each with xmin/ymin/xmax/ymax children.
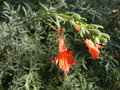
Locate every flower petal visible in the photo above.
<box><xmin>84</xmin><ymin>39</ymin><xmax>104</xmax><ymax>58</ymax></box>
<box><xmin>52</xmin><ymin>50</ymin><xmax>76</xmax><ymax>76</ymax></box>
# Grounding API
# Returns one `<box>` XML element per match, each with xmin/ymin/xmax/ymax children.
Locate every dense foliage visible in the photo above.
<box><xmin>0</xmin><ymin>0</ymin><xmax>120</xmax><ymax>90</ymax></box>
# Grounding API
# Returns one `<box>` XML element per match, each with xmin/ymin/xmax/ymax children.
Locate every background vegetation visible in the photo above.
<box><xmin>0</xmin><ymin>0</ymin><xmax>120</xmax><ymax>90</ymax></box>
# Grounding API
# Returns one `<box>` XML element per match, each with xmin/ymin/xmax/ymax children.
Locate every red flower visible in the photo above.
<box><xmin>84</xmin><ymin>39</ymin><xmax>104</xmax><ymax>58</ymax></box>
<box><xmin>52</xmin><ymin>28</ymin><xmax>76</xmax><ymax>76</ymax></box>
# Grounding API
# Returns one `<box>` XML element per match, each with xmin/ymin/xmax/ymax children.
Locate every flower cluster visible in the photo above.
<box><xmin>52</xmin><ymin>27</ymin><xmax>104</xmax><ymax>76</ymax></box>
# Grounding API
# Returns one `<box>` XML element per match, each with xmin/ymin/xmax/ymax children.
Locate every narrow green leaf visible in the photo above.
<box><xmin>39</xmin><ymin>3</ymin><xmax>48</xmax><ymax>11</ymax></box>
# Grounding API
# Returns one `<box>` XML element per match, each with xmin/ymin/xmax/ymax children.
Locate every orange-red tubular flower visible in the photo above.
<box><xmin>52</xmin><ymin>28</ymin><xmax>76</xmax><ymax>76</ymax></box>
<box><xmin>84</xmin><ymin>39</ymin><xmax>104</xmax><ymax>58</ymax></box>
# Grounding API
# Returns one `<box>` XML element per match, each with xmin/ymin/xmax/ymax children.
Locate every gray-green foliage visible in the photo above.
<box><xmin>0</xmin><ymin>0</ymin><xmax>120</xmax><ymax>90</ymax></box>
